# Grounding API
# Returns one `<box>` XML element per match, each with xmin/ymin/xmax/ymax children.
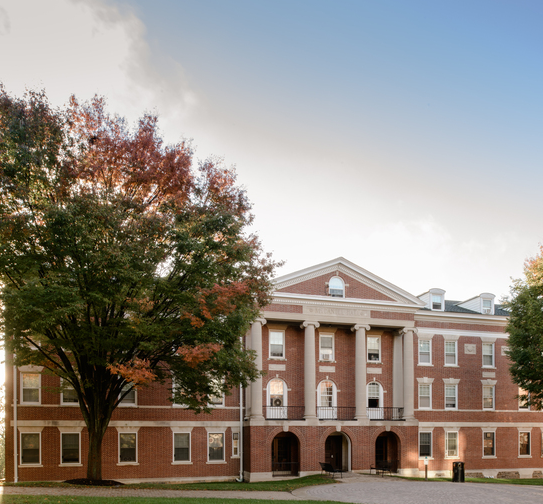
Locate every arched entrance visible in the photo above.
<box><xmin>375</xmin><ymin>431</ymin><xmax>400</xmax><ymax>473</ymax></box>
<box><xmin>325</xmin><ymin>432</ymin><xmax>351</xmax><ymax>471</ymax></box>
<box><xmin>271</xmin><ymin>432</ymin><xmax>299</xmax><ymax>476</ymax></box>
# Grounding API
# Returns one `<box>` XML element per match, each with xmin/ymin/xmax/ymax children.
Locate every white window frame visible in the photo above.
<box><xmin>266</xmin><ymin>378</ymin><xmax>287</xmax><ymax>419</ymax></box>
<box><xmin>483</xmin><ymin>385</ymin><xmax>495</xmax><ymax>410</ymax></box>
<box><xmin>118</xmin><ymin>432</ymin><xmax>138</xmax><ymax>464</ymax></box>
<box><xmin>173</xmin><ymin>432</ymin><xmax>191</xmax><ymax>463</ymax></box>
<box><xmin>482</xmin><ymin>430</ymin><xmax>496</xmax><ymax>458</ymax></box>
<box><xmin>418</xmin><ymin>339</ymin><xmax>432</xmax><ymax>365</ymax></box>
<box><xmin>119</xmin><ymin>384</ymin><xmax>137</xmax><ymax>406</ymax></box>
<box><xmin>445</xmin><ymin>384</ymin><xmax>457</xmax><ymax>410</ymax></box>
<box><xmin>518</xmin><ymin>387</ymin><xmax>530</xmax><ymax>410</ymax></box>
<box><xmin>445</xmin><ymin>430</ymin><xmax>459</xmax><ymax>458</ymax></box>
<box><xmin>328</xmin><ymin>276</ymin><xmax>345</xmax><ymax>297</ymax></box>
<box><xmin>171</xmin><ymin>378</ymin><xmax>187</xmax><ymax>408</ymax></box>
<box><xmin>319</xmin><ymin>333</ymin><xmax>335</xmax><ymax>362</ymax></box>
<box><xmin>419</xmin><ymin>431</ymin><xmax>432</xmax><ymax>458</ymax></box>
<box><xmin>232</xmin><ymin>431</ymin><xmax>240</xmax><ymax>458</ymax></box>
<box><xmin>444</xmin><ymin>340</ymin><xmax>457</xmax><ymax>366</ymax></box>
<box><xmin>367</xmin><ymin>336</ymin><xmax>381</xmax><ymax>363</ymax></box>
<box><xmin>429</xmin><ymin>288</ymin><xmax>445</xmax><ymax>311</ymax></box>
<box><xmin>21</xmin><ymin>372</ymin><xmax>41</xmax><ymax>405</ymax></box>
<box><xmin>367</xmin><ymin>381</ymin><xmax>383</xmax><ymax>419</ymax></box>
<box><xmin>418</xmin><ymin>383</ymin><xmax>432</xmax><ymax>410</ymax></box>
<box><xmin>207</xmin><ymin>432</ymin><xmax>226</xmax><ymax>463</ymax></box>
<box><xmin>60</xmin><ymin>432</ymin><xmax>81</xmax><ymax>465</ymax></box>
<box><xmin>20</xmin><ymin>431</ymin><xmax>41</xmax><ymax>466</ymax></box>
<box><xmin>269</xmin><ymin>330</ymin><xmax>285</xmax><ymax>359</ymax></box>
<box><xmin>61</xmin><ymin>379</ymin><xmax>79</xmax><ymax>405</ymax></box>
<box><xmin>208</xmin><ymin>377</ymin><xmax>225</xmax><ymax>408</ymax></box>
<box><xmin>482</xmin><ymin>343</ymin><xmax>495</xmax><ymax>368</ymax></box>
<box><xmin>519</xmin><ymin>430</ymin><xmax>531</xmax><ymax>457</ymax></box>
<box><xmin>317</xmin><ymin>380</ymin><xmax>337</xmax><ymax>419</ymax></box>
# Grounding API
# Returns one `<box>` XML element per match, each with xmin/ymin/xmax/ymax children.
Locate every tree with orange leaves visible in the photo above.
<box><xmin>0</xmin><ymin>86</ymin><xmax>277</xmax><ymax>481</ymax></box>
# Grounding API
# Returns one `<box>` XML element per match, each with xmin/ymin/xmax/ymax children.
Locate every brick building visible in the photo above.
<box><xmin>5</xmin><ymin>257</ymin><xmax>542</xmax><ymax>482</ymax></box>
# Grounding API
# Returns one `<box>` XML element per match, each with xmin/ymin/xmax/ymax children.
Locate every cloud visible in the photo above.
<box><xmin>0</xmin><ymin>0</ymin><xmax>197</xmax><ymax>136</ymax></box>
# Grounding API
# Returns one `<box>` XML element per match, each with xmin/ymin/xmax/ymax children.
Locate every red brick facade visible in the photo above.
<box><xmin>5</xmin><ymin>258</ymin><xmax>542</xmax><ymax>482</ymax></box>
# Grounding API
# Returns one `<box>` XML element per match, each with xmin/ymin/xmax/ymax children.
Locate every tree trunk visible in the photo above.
<box><xmin>86</xmin><ymin>427</ymin><xmax>105</xmax><ymax>480</ymax></box>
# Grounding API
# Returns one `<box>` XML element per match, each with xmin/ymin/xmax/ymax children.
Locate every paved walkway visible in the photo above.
<box><xmin>3</xmin><ymin>474</ymin><xmax>543</xmax><ymax>503</ymax></box>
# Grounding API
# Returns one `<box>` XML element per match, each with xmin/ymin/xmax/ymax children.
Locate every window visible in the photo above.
<box><xmin>418</xmin><ymin>384</ymin><xmax>431</xmax><ymax>409</ymax></box>
<box><xmin>319</xmin><ymin>334</ymin><xmax>334</xmax><ymax>361</ymax></box>
<box><xmin>208</xmin><ymin>432</ymin><xmax>225</xmax><ymax>461</ymax></box>
<box><xmin>518</xmin><ymin>387</ymin><xmax>530</xmax><ymax>410</ymax></box>
<box><xmin>367</xmin><ymin>336</ymin><xmax>380</xmax><ymax>362</ymax></box>
<box><xmin>120</xmin><ymin>384</ymin><xmax>136</xmax><ymax>405</ymax></box>
<box><xmin>20</xmin><ymin>433</ymin><xmax>40</xmax><ymax>465</ymax></box>
<box><xmin>21</xmin><ymin>373</ymin><xmax>40</xmax><ymax>404</ymax></box>
<box><xmin>483</xmin><ymin>432</ymin><xmax>495</xmax><ymax>457</ymax></box>
<box><xmin>419</xmin><ymin>340</ymin><xmax>431</xmax><ymax>365</ymax></box>
<box><xmin>267</xmin><ymin>379</ymin><xmax>287</xmax><ymax>419</ymax></box>
<box><xmin>232</xmin><ymin>432</ymin><xmax>239</xmax><ymax>457</ymax></box>
<box><xmin>317</xmin><ymin>380</ymin><xmax>337</xmax><ymax>419</ymax></box>
<box><xmin>432</xmin><ymin>294</ymin><xmax>443</xmax><ymax>310</ymax></box>
<box><xmin>269</xmin><ymin>330</ymin><xmax>285</xmax><ymax>359</ymax></box>
<box><xmin>328</xmin><ymin>276</ymin><xmax>344</xmax><ymax>297</ymax></box>
<box><xmin>446</xmin><ymin>431</ymin><xmax>458</xmax><ymax>458</ymax></box>
<box><xmin>61</xmin><ymin>433</ymin><xmax>80</xmax><ymax>464</ymax></box>
<box><xmin>419</xmin><ymin>432</ymin><xmax>432</xmax><ymax>457</ymax></box>
<box><xmin>482</xmin><ymin>298</ymin><xmax>493</xmax><ymax>314</ymax></box>
<box><xmin>367</xmin><ymin>382</ymin><xmax>383</xmax><ymax>419</ymax></box>
<box><xmin>173</xmin><ymin>433</ymin><xmax>190</xmax><ymax>462</ymax></box>
<box><xmin>519</xmin><ymin>431</ymin><xmax>531</xmax><ymax>456</ymax></box>
<box><xmin>208</xmin><ymin>378</ymin><xmax>225</xmax><ymax>407</ymax></box>
<box><xmin>119</xmin><ymin>433</ymin><xmax>137</xmax><ymax>463</ymax></box>
<box><xmin>445</xmin><ymin>384</ymin><xmax>457</xmax><ymax>410</ymax></box>
<box><xmin>482</xmin><ymin>343</ymin><xmax>494</xmax><ymax>367</ymax></box>
<box><xmin>445</xmin><ymin>341</ymin><xmax>457</xmax><ymax>366</ymax></box>
<box><xmin>61</xmin><ymin>380</ymin><xmax>78</xmax><ymax>405</ymax></box>
<box><xmin>483</xmin><ymin>385</ymin><xmax>494</xmax><ymax>410</ymax></box>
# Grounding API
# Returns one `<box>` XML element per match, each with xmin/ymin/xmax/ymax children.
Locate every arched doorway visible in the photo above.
<box><xmin>375</xmin><ymin>431</ymin><xmax>400</xmax><ymax>473</ymax></box>
<box><xmin>325</xmin><ymin>432</ymin><xmax>351</xmax><ymax>472</ymax></box>
<box><xmin>271</xmin><ymin>432</ymin><xmax>299</xmax><ymax>476</ymax></box>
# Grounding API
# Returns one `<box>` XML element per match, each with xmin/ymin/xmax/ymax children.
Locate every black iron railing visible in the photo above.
<box><xmin>317</xmin><ymin>406</ymin><xmax>356</xmax><ymax>420</ymax></box>
<box><xmin>265</xmin><ymin>406</ymin><xmax>305</xmax><ymax>420</ymax></box>
<box><xmin>367</xmin><ymin>407</ymin><xmax>404</xmax><ymax>421</ymax></box>
<box><xmin>272</xmin><ymin>461</ymin><xmax>299</xmax><ymax>477</ymax></box>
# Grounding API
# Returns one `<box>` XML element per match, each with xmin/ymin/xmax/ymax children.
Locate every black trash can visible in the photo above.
<box><xmin>452</xmin><ymin>461</ymin><xmax>465</xmax><ymax>482</ymax></box>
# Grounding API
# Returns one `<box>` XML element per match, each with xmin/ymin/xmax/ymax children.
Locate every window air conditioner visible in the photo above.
<box><xmin>273</xmin><ymin>398</ymin><xmax>283</xmax><ymax>407</ymax></box>
<box><xmin>482</xmin><ymin>308</ymin><xmax>491</xmax><ymax>314</ymax></box>
<box><xmin>322</xmin><ymin>354</ymin><xmax>330</xmax><ymax>360</ymax></box>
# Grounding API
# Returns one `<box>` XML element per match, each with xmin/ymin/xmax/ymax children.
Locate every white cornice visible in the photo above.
<box><xmin>416</xmin><ymin>328</ymin><xmax>508</xmax><ymax>339</ymax></box>
<box><xmin>273</xmin><ymin>257</ymin><xmax>425</xmax><ymax>307</ymax></box>
<box><xmin>415</xmin><ymin>311</ymin><xmax>508</xmax><ymax>326</ymax></box>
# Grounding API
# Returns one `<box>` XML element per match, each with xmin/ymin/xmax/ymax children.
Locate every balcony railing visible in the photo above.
<box><xmin>317</xmin><ymin>406</ymin><xmax>356</xmax><ymax>420</ymax></box>
<box><xmin>272</xmin><ymin>461</ymin><xmax>299</xmax><ymax>477</ymax></box>
<box><xmin>368</xmin><ymin>407</ymin><xmax>404</xmax><ymax>421</ymax></box>
<box><xmin>265</xmin><ymin>406</ymin><xmax>305</xmax><ymax>420</ymax></box>
<box><xmin>263</xmin><ymin>406</ymin><xmax>404</xmax><ymax>421</ymax></box>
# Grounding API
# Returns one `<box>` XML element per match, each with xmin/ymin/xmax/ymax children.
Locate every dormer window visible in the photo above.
<box><xmin>428</xmin><ymin>288</ymin><xmax>445</xmax><ymax>311</ymax></box>
<box><xmin>481</xmin><ymin>295</ymin><xmax>495</xmax><ymax>315</ymax></box>
<box><xmin>432</xmin><ymin>294</ymin><xmax>442</xmax><ymax>310</ymax></box>
<box><xmin>328</xmin><ymin>277</ymin><xmax>344</xmax><ymax>298</ymax></box>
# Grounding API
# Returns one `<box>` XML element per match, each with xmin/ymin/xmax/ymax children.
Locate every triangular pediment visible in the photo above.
<box><xmin>273</xmin><ymin>257</ymin><xmax>424</xmax><ymax>306</ymax></box>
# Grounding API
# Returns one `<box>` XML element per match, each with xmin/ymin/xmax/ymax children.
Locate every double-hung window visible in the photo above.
<box><xmin>20</xmin><ymin>432</ymin><xmax>41</xmax><ymax>465</ymax></box>
<box><xmin>61</xmin><ymin>380</ymin><xmax>78</xmax><ymax>405</ymax></box>
<box><xmin>173</xmin><ymin>432</ymin><xmax>190</xmax><ymax>462</ymax></box>
<box><xmin>483</xmin><ymin>431</ymin><xmax>495</xmax><ymax>457</ymax></box>
<box><xmin>367</xmin><ymin>336</ymin><xmax>380</xmax><ymax>362</ymax></box>
<box><xmin>119</xmin><ymin>432</ymin><xmax>137</xmax><ymax>463</ymax></box>
<box><xmin>519</xmin><ymin>431</ymin><xmax>531</xmax><ymax>456</ymax></box>
<box><xmin>482</xmin><ymin>343</ymin><xmax>494</xmax><ymax>367</ymax></box>
<box><xmin>445</xmin><ymin>384</ymin><xmax>457</xmax><ymax>410</ymax></box>
<box><xmin>21</xmin><ymin>373</ymin><xmax>40</xmax><ymax>404</ymax></box>
<box><xmin>419</xmin><ymin>432</ymin><xmax>432</xmax><ymax>457</ymax></box>
<box><xmin>61</xmin><ymin>433</ymin><xmax>80</xmax><ymax>464</ymax></box>
<box><xmin>120</xmin><ymin>384</ymin><xmax>136</xmax><ymax>405</ymax></box>
<box><xmin>418</xmin><ymin>384</ymin><xmax>431</xmax><ymax>409</ymax></box>
<box><xmin>446</xmin><ymin>431</ymin><xmax>458</xmax><ymax>458</ymax></box>
<box><xmin>269</xmin><ymin>330</ymin><xmax>285</xmax><ymax>359</ymax></box>
<box><xmin>518</xmin><ymin>387</ymin><xmax>530</xmax><ymax>410</ymax></box>
<box><xmin>483</xmin><ymin>385</ymin><xmax>494</xmax><ymax>410</ymax></box>
<box><xmin>208</xmin><ymin>432</ymin><xmax>225</xmax><ymax>462</ymax></box>
<box><xmin>445</xmin><ymin>341</ymin><xmax>457</xmax><ymax>366</ymax></box>
<box><xmin>319</xmin><ymin>334</ymin><xmax>334</xmax><ymax>361</ymax></box>
<box><xmin>419</xmin><ymin>340</ymin><xmax>431</xmax><ymax>365</ymax></box>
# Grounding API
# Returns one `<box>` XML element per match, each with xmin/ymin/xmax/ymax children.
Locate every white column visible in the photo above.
<box><xmin>245</xmin><ymin>329</ymin><xmax>252</xmax><ymax>418</ymax></box>
<box><xmin>393</xmin><ymin>333</ymin><xmax>404</xmax><ymax>409</ymax></box>
<box><xmin>402</xmin><ymin>327</ymin><xmax>417</xmax><ymax>420</ymax></box>
<box><xmin>302</xmin><ymin>321</ymin><xmax>319</xmax><ymax>420</ymax></box>
<box><xmin>352</xmin><ymin>324</ymin><xmax>370</xmax><ymax>420</ymax></box>
<box><xmin>250</xmin><ymin>318</ymin><xmax>266</xmax><ymax>419</ymax></box>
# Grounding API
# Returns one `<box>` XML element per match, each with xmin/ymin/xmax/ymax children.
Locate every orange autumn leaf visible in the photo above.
<box><xmin>176</xmin><ymin>343</ymin><xmax>222</xmax><ymax>368</ymax></box>
<box><xmin>107</xmin><ymin>358</ymin><xmax>156</xmax><ymax>389</ymax></box>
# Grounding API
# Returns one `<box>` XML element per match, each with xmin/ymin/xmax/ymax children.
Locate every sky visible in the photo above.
<box><xmin>0</xmin><ymin>0</ymin><xmax>542</xmax><ymax>303</ymax></box>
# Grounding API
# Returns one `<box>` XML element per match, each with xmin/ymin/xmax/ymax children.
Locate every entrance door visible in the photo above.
<box><xmin>325</xmin><ymin>435</ymin><xmax>343</xmax><ymax>470</ymax></box>
<box><xmin>375</xmin><ymin>432</ymin><xmax>399</xmax><ymax>473</ymax></box>
<box><xmin>272</xmin><ymin>433</ymin><xmax>299</xmax><ymax>476</ymax></box>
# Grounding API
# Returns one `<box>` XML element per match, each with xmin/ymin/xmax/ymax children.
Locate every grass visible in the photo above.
<box><xmin>0</xmin><ymin>498</ymin><xmax>346</xmax><ymax>504</ymax></box>
<box><xmin>1</xmin><ymin>474</ymin><xmax>333</xmax><ymax>492</ymax></box>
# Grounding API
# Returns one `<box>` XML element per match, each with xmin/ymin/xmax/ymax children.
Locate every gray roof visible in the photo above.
<box><xmin>419</xmin><ymin>301</ymin><xmax>509</xmax><ymax>316</ymax></box>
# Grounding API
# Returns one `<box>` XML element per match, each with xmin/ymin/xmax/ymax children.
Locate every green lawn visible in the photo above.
<box><xmin>2</xmin><ymin>474</ymin><xmax>333</xmax><ymax>492</ymax></box>
<box><xmin>0</xmin><ymin>497</ymin><xmax>345</xmax><ymax>504</ymax></box>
